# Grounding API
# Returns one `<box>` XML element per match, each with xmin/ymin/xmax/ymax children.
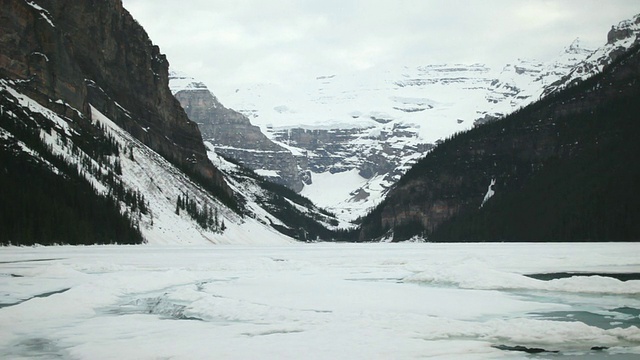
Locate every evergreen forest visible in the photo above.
<box><xmin>0</xmin><ymin>90</ymin><xmax>144</xmax><ymax>245</ymax></box>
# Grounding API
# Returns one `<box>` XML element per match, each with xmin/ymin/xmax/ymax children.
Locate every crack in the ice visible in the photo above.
<box><xmin>242</xmin><ymin>329</ymin><xmax>305</xmax><ymax>337</ymax></box>
<box><xmin>0</xmin><ymin>288</ymin><xmax>70</xmax><ymax>309</ymax></box>
<box><xmin>0</xmin><ymin>258</ymin><xmax>64</xmax><ymax>264</ymax></box>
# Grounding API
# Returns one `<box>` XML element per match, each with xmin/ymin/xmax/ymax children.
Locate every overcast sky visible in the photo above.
<box><xmin>123</xmin><ymin>0</ymin><xmax>638</xmax><ymax>95</ymax></box>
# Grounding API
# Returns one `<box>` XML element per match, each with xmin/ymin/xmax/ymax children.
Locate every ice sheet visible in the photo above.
<box><xmin>1</xmin><ymin>242</ymin><xmax>639</xmax><ymax>359</ymax></box>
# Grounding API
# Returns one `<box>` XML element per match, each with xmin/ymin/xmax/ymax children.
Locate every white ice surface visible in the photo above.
<box><xmin>1</xmin><ymin>242</ymin><xmax>639</xmax><ymax>359</ymax></box>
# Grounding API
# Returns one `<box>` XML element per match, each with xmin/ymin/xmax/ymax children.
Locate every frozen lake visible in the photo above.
<box><xmin>1</xmin><ymin>242</ymin><xmax>639</xmax><ymax>359</ymax></box>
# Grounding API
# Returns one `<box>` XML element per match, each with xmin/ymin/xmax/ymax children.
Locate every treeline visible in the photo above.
<box><xmin>65</xmin><ymin>126</ymin><xmax>149</xmax><ymax>217</ymax></box>
<box><xmin>176</xmin><ymin>193</ymin><xmax>224</xmax><ymax>232</ymax></box>
<box><xmin>0</xmin><ymin>141</ymin><xmax>144</xmax><ymax>245</ymax></box>
<box><xmin>0</xmin><ymin>90</ymin><xmax>144</xmax><ymax>245</ymax></box>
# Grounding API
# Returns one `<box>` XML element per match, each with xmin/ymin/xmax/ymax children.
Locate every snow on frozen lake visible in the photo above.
<box><xmin>1</xmin><ymin>242</ymin><xmax>639</xmax><ymax>359</ymax></box>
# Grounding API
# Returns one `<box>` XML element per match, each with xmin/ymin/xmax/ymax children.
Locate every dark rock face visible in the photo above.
<box><xmin>273</xmin><ymin>128</ymin><xmax>358</xmax><ymax>174</ymax></box>
<box><xmin>607</xmin><ymin>19</ymin><xmax>638</xmax><ymax>44</ymax></box>
<box><xmin>0</xmin><ymin>0</ymin><xmax>230</xmax><ymax>197</ymax></box>
<box><xmin>0</xmin><ymin>0</ymin><xmax>87</xmax><ymax>115</ymax></box>
<box><xmin>173</xmin><ymin>87</ymin><xmax>304</xmax><ymax>192</ymax></box>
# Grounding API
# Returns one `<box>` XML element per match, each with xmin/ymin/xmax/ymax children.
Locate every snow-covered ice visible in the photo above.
<box><xmin>1</xmin><ymin>242</ymin><xmax>639</xmax><ymax>359</ymax></box>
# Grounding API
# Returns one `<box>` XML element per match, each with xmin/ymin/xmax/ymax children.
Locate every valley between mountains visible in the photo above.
<box><xmin>2</xmin><ymin>2</ymin><xmax>640</xmax><ymax>359</ymax></box>
<box><xmin>1</xmin><ymin>0</ymin><xmax>639</xmax><ymax>244</ymax></box>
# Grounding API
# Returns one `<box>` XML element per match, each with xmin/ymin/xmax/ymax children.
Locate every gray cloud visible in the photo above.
<box><xmin>123</xmin><ymin>0</ymin><xmax>639</xmax><ymax>94</ymax></box>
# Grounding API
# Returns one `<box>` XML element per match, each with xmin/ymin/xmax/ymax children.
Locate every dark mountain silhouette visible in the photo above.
<box><xmin>359</xmin><ymin>44</ymin><xmax>640</xmax><ymax>242</ymax></box>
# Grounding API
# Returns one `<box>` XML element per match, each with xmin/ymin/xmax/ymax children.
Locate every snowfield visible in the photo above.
<box><xmin>208</xmin><ymin>41</ymin><xmax>596</xmax><ymax>221</ymax></box>
<box><xmin>1</xmin><ymin>242</ymin><xmax>639</xmax><ymax>359</ymax></box>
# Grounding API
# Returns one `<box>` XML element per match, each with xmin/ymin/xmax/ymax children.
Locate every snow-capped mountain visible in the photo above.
<box><xmin>167</xmin><ymin>71</ymin><xmax>351</xmax><ymax>236</ymax></box>
<box><xmin>212</xmin><ymin>39</ymin><xmax>594</xmax><ymax>221</ymax></box>
<box><xmin>0</xmin><ymin>79</ymin><xmax>295</xmax><ymax>245</ymax></box>
<box><xmin>544</xmin><ymin>13</ymin><xmax>640</xmax><ymax>96</ymax></box>
<box><xmin>0</xmin><ymin>0</ymin><xmax>345</xmax><ymax>245</ymax></box>
<box><xmin>169</xmin><ymin>71</ymin><xmax>305</xmax><ymax>192</ymax></box>
<box><xmin>358</xmin><ymin>41</ymin><xmax>640</xmax><ymax>242</ymax></box>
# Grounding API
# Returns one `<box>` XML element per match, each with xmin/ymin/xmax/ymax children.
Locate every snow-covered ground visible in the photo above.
<box><xmin>1</xmin><ymin>242</ymin><xmax>639</xmax><ymax>359</ymax></box>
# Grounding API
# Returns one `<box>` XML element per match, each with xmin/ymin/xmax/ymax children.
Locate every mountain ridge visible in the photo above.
<box><xmin>0</xmin><ymin>0</ymin><xmax>331</xmax><ymax>245</ymax></box>
<box><xmin>198</xmin><ymin>14</ymin><xmax>639</xmax><ymax>224</ymax></box>
<box><xmin>0</xmin><ymin>0</ymin><xmax>234</xmax><ymax>202</ymax></box>
<box><xmin>169</xmin><ymin>71</ymin><xmax>305</xmax><ymax>192</ymax></box>
<box><xmin>192</xmin><ymin>38</ymin><xmax>596</xmax><ymax>221</ymax></box>
<box><xmin>2</xmin><ymin>1</ymin><xmax>638</xmax><ymax>245</ymax></box>
<box><xmin>358</xmin><ymin>43</ymin><xmax>640</xmax><ymax>242</ymax></box>
<box><xmin>543</xmin><ymin>13</ymin><xmax>640</xmax><ymax>96</ymax></box>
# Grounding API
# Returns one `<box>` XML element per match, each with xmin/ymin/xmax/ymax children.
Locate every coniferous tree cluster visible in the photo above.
<box><xmin>0</xmin><ymin>89</ymin><xmax>145</xmax><ymax>245</ymax></box>
<box><xmin>89</xmin><ymin>121</ymin><xmax>120</xmax><ymax>160</ymax></box>
<box><xmin>429</xmin><ymin>95</ymin><xmax>640</xmax><ymax>242</ymax></box>
<box><xmin>0</xmin><ymin>145</ymin><xmax>144</xmax><ymax>245</ymax></box>
<box><xmin>176</xmin><ymin>193</ymin><xmax>224</xmax><ymax>232</ymax></box>
<box><xmin>64</xmin><ymin>140</ymin><xmax>148</xmax><ymax>216</ymax></box>
<box><xmin>252</xmin><ymin>174</ymin><xmax>355</xmax><ymax>241</ymax></box>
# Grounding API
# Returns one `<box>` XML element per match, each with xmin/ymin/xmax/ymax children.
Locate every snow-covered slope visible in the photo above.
<box><xmin>206</xmin><ymin>145</ymin><xmax>352</xmax><ymax>234</ymax></box>
<box><xmin>0</xmin><ymin>79</ymin><xmax>293</xmax><ymax>245</ymax></box>
<box><xmin>213</xmin><ymin>39</ymin><xmax>593</xmax><ymax>221</ymax></box>
<box><xmin>168</xmin><ymin>70</ymin><xmax>210</xmax><ymax>94</ymax></box>
<box><xmin>544</xmin><ymin>13</ymin><xmax>640</xmax><ymax>96</ymax></box>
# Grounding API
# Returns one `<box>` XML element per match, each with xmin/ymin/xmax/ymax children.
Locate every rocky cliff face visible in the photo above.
<box><xmin>0</xmin><ymin>0</ymin><xmax>350</xmax><ymax>244</ymax></box>
<box><xmin>169</xmin><ymin>72</ymin><xmax>304</xmax><ymax>191</ymax></box>
<box><xmin>0</xmin><ymin>0</ymin><xmax>230</xmax><ymax>197</ymax></box>
<box><xmin>272</xmin><ymin>125</ymin><xmax>432</xmax><ymax>180</ymax></box>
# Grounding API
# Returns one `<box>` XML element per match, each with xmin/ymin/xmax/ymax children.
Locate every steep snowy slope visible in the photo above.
<box><xmin>544</xmin><ymin>13</ymin><xmax>640</xmax><ymax>96</ymax></box>
<box><xmin>168</xmin><ymin>72</ymin><xmax>349</xmax><ymax>237</ymax></box>
<box><xmin>206</xmin><ymin>146</ymin><xmax>353</xmax><ymax>237</ymax></box>
<box><xmin>0</xmin><ymin>79</ymin><xmax>293</xmax><ymax>245</ymax></box>
<box><xmin>212</xmin><ymin>39</ymin><xmax>593</xmax><ymax>221</ymax></box>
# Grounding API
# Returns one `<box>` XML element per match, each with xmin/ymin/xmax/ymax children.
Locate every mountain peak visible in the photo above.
<box><xmin>607</xmin><ymin>13</ymin><xmax>640</xmax><ymax>44</ymax></box>
<box><xmin>168</xmin><ymin>70</ymin><xmax>208</xmax><ymax>95</ymax></box>
<box><xmin>170</xmin><ymin>71</ymin><xmax>306</xmax><ymax>192</ymax></box>
<box><xmin>564</xmin><ymin>38</ymin><xmax>592</xmax><ymax>55</ymax></box>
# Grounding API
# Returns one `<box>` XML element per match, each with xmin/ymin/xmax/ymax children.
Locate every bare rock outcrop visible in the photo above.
<box><xmin>170</xmin><ymin>73</ymin><xmax>304</xmax><ymax>191</ymax></box>
<box><xmin>0</xmin><ymin>0</ymin><xmax>231</xmax><ymax>198</ymax></box>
